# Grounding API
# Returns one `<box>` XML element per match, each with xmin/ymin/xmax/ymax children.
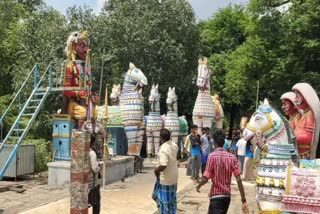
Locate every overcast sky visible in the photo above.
<box><xmin>45</xmin><ymin>0</ymin><xmax>249</xmax><ymax>20</ymax></box>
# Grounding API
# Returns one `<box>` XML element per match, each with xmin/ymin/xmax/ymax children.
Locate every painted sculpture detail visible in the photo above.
<box><xmin>165</xmin><ymin>87</ymin><xmax>180</xmax><ymax>144</ymax></box>
<box><xmin>292</xmin><ymin>83</ymin><xmax>320</xmax><ymax>159</ymax></box>
<box><xmin>193</xmin><ymin>58</ymin><xmax>215</xmax><ymax>132</ymax></box>
<box><xmin>212</xmin><ymin>94</ymin><xmax>224</xmax><ymax>129</ymax></box>
<box><xmin>62</xmin><ymin>31</ymin><xmax>99</xmax><ymax>128</ymax></box>
<box><xmin>120</xmin><ymin>63</ymin><xmax>148</xmax><ymax>155</ymax></box>
<box><xmin>280</xmin><ymin>92</ymin><xmax>301</xmax><ymax>130</ymax></box>
<box><xmin>146</xmin><ymin>84</ymin><xmax>163</xmax><ymax>157</ymax></box>
<box><xmin>243</xmin><ymin>99</ymin><xmax>297</xmax><ymax>213</ymax></box>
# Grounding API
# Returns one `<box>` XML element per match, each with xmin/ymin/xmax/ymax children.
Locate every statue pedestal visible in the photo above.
<box><xmin>47</xmin><ymin>156</ymin><xmax>135</xmax><ymax>187</ymax></box>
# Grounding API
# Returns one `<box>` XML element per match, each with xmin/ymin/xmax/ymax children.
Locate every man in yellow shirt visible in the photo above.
<box><xmin>153</xmin><ymin>129</ymin><xmax>178</xmax><ymax>214</ymax></box>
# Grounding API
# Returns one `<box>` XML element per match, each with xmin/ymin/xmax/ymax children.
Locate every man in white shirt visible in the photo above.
<box><xmin>154</xmin><ymin>129</ymin><xmax>178</xmax><ymax>214</ymax></box>
<box><xmin>236</xmin><ymin>138</ymin><xmax>247</xmax><ymax>174</ymax></box>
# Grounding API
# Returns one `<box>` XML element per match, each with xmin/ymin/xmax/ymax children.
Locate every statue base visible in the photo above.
<box><xmin>47</xmin><ymin>156</ymin><xmax>135</xmax><ymax>187</ymax></box>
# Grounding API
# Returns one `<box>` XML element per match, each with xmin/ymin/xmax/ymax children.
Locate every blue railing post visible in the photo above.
<box><xmin>34</xmin><ymin>64</ymin><xmax>38</xmax><ymax>89</ymax></box>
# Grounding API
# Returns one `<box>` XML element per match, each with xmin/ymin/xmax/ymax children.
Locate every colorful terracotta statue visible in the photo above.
<box><xmin>62</xmin><ymin>31</ymin><xmax>99</xmax><ymax>128</ymax></box>
<box><xmin>165</xmin><ymin>87</ymin><xmax>180</xmax><ymax>144</ymax></box>
<box><xmin>146</xmin><ymin>84</ymin><xmax>163</xmax><ymax>158</ymax></box>
<box><xmin>120</xmin><ymin>63</ymin><xmax>148</xmax><ymax>156</ymax></box>
<box><xmin>240</xmin><ymin>116</ymin><xmax>248</xmax><ymax>132</ymax></box>
<box><xmin>243</xmin><ymin>99</ymin><xmax>297</xmax><ymax>214</ymax></box>
<box><xmin>96</xmin><ymin>84</ymin><xmax>122</xmax><ymax>127</ymax></box>
<box><xmin>292</xmin><ymin>83</ymin><xmax>320</xmax><ymax>159</ymax></box>
<box><xmin>110</xmin><ymin>84</ymin><xmax>121</xmax><ymax>106</ymax></box>
<box><xmin>193</xmin><ymin>58</ymin><xmax>215</xmax><ymax>133</ymax></box>
<box><xmin>280</xmin><ymin>92</ymin><xmax>301</xmax><ymax>130</ymax></box>
<box><xmin>212</xmin><ymin>94</ymin><xmax>224</xmax><ymax>129</ymax></box>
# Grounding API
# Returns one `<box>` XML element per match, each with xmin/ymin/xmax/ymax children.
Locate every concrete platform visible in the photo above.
<box><xmin>47</xmin><ymin>156</ymin><xmax>135</xmax><ymax>187</ymax></box>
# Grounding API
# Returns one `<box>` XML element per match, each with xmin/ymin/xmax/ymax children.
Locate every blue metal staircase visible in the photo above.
<box><xmin>0</xmin><ymin>63</ymin><xmax>54</xmax><ymax>180</ymax></box>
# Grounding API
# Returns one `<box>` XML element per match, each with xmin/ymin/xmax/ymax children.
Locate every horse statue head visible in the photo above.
<box><xmin>124</xmin><ymin>62</ymin><xmax>148</xmax><ymax>89</ymax></box>
<box><xmin>110</xmin><ymin>84</ymin><xmax>121</xmax><ymax>105</ymax></box>
<box><xmin>166</xmin><ymin>87</ymin><xmax>177</xmax><ymax>112</ymax></box>
<box><xmin>149</xmin><ymin>84</ymin><xmax>160</xmax><ymax>112</ymax></box>
<box><xmin>243</xmin><ymin>99</ymin><xmax>282</xmax><ymax>141</ymax></box>
<box><xmin>197</xmin><ymin>57</ymin><xmax>211</xmax><ymax>91</ymax></box>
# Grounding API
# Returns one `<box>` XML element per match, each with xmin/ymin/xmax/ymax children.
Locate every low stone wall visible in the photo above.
<box><xmin>47</xmin><ymin>156</ymin><xmax>135</xmax><ymax>188</ymax></box>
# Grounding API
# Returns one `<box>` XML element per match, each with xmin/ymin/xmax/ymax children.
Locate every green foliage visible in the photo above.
<box><xmin>23</xmin><ymin>139</ymin><xmax>52</xmax><ymax>173</ymax></box>
<box><xmin>101</xmin><ymin>0</ymin><xmax>200</xmax><ymax>115</ymax></box>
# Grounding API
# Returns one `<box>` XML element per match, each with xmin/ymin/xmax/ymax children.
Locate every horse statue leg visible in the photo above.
<box><xmin>146</xmin><ymin>130</ymin><xmax>154</xmax><ymax>158</ymax></box>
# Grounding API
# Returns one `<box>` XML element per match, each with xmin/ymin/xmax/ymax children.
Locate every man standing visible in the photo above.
<box><xmin>88</xmin><ymin>135</ymin><xmax>101</xmax><ymax>214</ymax></box>
<box><xmin>243</xmin><ymin>138</ymin><xmax>254</xmax><ymax>181</ymax></box>
<box><xmin>154</xmin><ymin>129</ymin><xmax>178</xmax><ymax>214</ymax></box>
<box><xmin>236</xmin><ymin>137</ymin><xmax>247</xmax><ymax>174</ymax></box>
<box><xmin>184</xmin><ymin>125</ymin><xmax>201</xmax><ymax>182</ymax></box>
<box><xmin>196</xmin><ymin>130</ymin><xmax>249</xmax><ymax>214</ymax></box>
<box><xmin>200</xmin><ymin>127</ymin><xmax>211</xmax><ymax>175</ymax></box>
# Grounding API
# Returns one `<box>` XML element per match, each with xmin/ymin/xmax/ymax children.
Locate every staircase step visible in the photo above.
<box><xmin>21</xmin><ymin>113</ymin><xmax>34</xmax><ymax>117</ymax></box>
<box><xmin>26</xmin><ymin>106</ymin><xmax>37</xmax><ymax>109</ymax></box>
<box><xmin>34</xmin><ymin>92</ymin><xmax>46</xmax><ymax>96</ymax></box>
<box><xmin>30</xmin><ymin>99</ymin><xmax>42</xmax><ymax>102</ymax></box>
<box><xmin>13</xmin><ymin>129</ymin><xmax>25</xmax><ymax>132</ymax></box>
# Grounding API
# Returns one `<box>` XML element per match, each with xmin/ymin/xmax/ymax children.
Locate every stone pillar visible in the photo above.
<box><xmin>70</xmin><ymin>130</ymin><xmax>90</xmax><ymax>214</ymax></box>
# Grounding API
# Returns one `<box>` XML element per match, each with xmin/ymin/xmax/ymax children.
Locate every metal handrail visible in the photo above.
<box><xmin>0</xmin><ymin>64</ymin><xmax>38</xmax><ymax>125</ymax></box>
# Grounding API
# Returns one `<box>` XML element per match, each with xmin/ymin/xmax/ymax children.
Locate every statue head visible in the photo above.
<box><xmin>125</xmin><ymin>63</ymin><xmax>148</xmax><ymax>88</ymax></box>
<box><xmin>243</xmin><ymin>99</ymin><xmax>279</xmax><ymax>140</ymax></box>
<box><xmin>149</xmin><ymin>84</ymin><xmax>160</xmax><ymax>103</ymax></box>
<box><xmin>66</xmin><ymin>31</ymin><xmax>90</xmax><ymax>61</ymax></box>
<box><xmin>166</xmin><ymin>87</ymin><xmax>177</xmax><ymax>105</ymax></box>
<box><xmin>292</xmin><ymin>83</ymin><xmax>320</xmax><ymax>113</ymax></box>
<box><xmin>197</xmin><ymin>57</ymin><xmax>211</xmax><ymax>91</ymax></box>
<box><xmin>110</xmin><ymin>84</ymin><xmax>121</xmax><ymax>105</ymax></box>
<box><xmin>280</xmin><ymin>92</ymin><xmax>298</xmax><ymax>116</ymax></box>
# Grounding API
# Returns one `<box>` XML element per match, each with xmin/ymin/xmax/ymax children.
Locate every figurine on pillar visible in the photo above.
<box><xmin>62</xmin><ymin>31</ymin><xmax>99</xmax><ymax>128</ymax></box>
<box><xmin>292</xmin><ymin>83</ymin><xmax>320</xmax><ymax>159</ymax></box>
<box><xmin>280</xmin><ymin>92</ymin><xmax>301</xmax><ymax>130</ymax></box>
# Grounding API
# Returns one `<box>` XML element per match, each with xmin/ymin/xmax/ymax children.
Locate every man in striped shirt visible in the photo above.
<box><xmin>196</xmin><ymin>130</ymin><xmax>249</xmax><ymax>214</ymax></box>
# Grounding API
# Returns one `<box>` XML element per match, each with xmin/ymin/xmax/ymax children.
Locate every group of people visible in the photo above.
<box><xmin>184</xmin><ymin>125</ymin><xmax>213</xmax><ymax>182</ymax></box>
<box><xmin>153</xmin><ymin>125</ymin><xmax>250</xmax><ymax>214</ymax></box>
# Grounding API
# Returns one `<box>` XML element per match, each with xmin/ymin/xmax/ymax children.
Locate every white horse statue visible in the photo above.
<box><xmin>110</xmin><ymin>84</ymin><xmax>121</xmax><ymax>106</ymax></box>
<box><xmin>146</xmin><ymin>84</ymin><xmax>163</xmax><ymax>158</ymax></box>
<box><xmin>96</xmin><ymin>84</ymin><xmax>123</xmax><ymax>127</ymax></box>
<box><xmin>242</xmin><ymin>99</ymin><xmax>297</xmax><ymax>213</ymax></box>
<box><xmin>165</xmin><ymin>87</ymin><xmax>180</xmax><ymax>144</ymax></box>
<box><xmin>120</xmin><ymin>63</ymin><xmax>148</xmax><ymax>156</ymax></box>
<box><xmin>193</xmin><ymin>58</ymin><xmax>215</xmax><ymax>132</ymax></box>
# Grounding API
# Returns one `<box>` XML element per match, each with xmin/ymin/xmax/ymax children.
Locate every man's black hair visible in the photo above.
<box><xmin>190</xmin><ymin>124</ymin><xmax>198</xmax><ymax>129</ymax></box>
<box><xmin>160</xmin><ymin>128</ymin><xmax>171</xmax><ymax>142</ymax></box>
<box><xmin>213</xmin><ymin>130</ymin><xmax>225</xmax><ymax>147</ymax></box>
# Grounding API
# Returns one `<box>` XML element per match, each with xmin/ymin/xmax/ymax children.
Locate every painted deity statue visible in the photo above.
<box><xmin>292</xmin><ymin>83</ymin><xmax>320</xmax><ymax>159</ymax></box>
<box><xmin>193</xmin><ymin>58</ymin><xmax>215</xmax><ymax>133</ymax></box>
<box><xmin>280</xmin><ymin>92</ymin><xmax>301</xmax><ymax>130</ymax></box>
<box><xmin>165</xmin><ymin>87</ymin><xmax>180</xmax><ymax>144</ymax></box>
<box><xmin>146</xmin><ymin>84</ymin><xmax>163</xmax><ymax>157</ymax></box>
<box><xmin>120</xmin><ymin>63</ymin><xmax>148</xmax><ymax>156</ymax></box>
<box><xmin>62</xmin><ymin>31</ymin><xmax>99</xmax><ymax>128</ymax></box>
<box><xmin>212</xmin><ymin>95</ymin><xmax>224</xmax><ymax>129</ymax></box>
<box><xmin>243</xmin><ymin>99</ymin><xmax>297</xmax><ymax>214</ymax></box>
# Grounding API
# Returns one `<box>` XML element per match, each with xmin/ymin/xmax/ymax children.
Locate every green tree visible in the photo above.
<box><xmin>101</xmin><ymin>0</ymin><xmax>200</xmax><ymax>115</ymax></box>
